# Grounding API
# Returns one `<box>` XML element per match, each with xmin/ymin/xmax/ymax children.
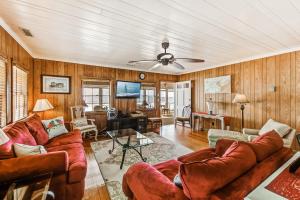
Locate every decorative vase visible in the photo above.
<box><xmin>206</xmin><ymin>98</ymin><xmax>214</xmax><ymax>115</ymax></box>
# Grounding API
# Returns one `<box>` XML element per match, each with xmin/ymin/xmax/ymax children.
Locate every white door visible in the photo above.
<box><xmin>175</xmin><ymin>81</ymin><xmax>191</xmax><ymax>117</ymax></box>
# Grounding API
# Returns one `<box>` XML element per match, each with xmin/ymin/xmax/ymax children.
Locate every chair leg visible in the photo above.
<box><xmin>94</xmin><ymin>130</ymin><xmax>98</xmax><ymax>141</ymax></box>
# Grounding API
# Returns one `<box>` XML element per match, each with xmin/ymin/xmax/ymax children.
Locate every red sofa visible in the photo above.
<box><xmin>0</xmin><ymin>114</ymin><xmax>87</xmax><ymax>200</ymax></box>
<box><xmin>123</xmin><ymin>131</ymin><xmax>293</xmax><ymax>200</ymax></box>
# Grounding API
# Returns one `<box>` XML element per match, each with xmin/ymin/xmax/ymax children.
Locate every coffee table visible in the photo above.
<box><xmin>106</xmin><ymin>128</ymin><xmax>154</xmax><ymax>169</ymax></box>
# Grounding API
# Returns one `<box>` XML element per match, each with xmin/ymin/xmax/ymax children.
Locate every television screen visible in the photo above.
<box><xmin>116</xmin><ymin>81</ymin><xmax>141</xmax><ymax>98</ymax></box>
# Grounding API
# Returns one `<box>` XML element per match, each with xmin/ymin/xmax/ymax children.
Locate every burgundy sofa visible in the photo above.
<box><xmin>123</xmin><ymin>131</ymin><xmax>293</xmax><ymax>200</ymax></box>
<box><xmin>0</xmin><ymin>114</ymin><xmax>87</xmax><ymax>200</ymax></box>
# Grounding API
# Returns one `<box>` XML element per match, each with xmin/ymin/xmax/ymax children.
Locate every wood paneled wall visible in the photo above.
<box><xmin>0</xmin><ymin>26</ymin><xmax>33</xmax><ymax>123</ymax></box>
<box><xmin>33</xmin><ymin>59</ymin><xmax>177</xmax><ymax>121</ymax></box>
<box><xmin>179</xmin><ymin>52</ymin><xmax>300</xmax><ymax>132</ymax></box>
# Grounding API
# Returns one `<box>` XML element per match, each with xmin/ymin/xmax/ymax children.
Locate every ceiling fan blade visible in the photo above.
<box><xmin>175</xmin><ymin>58</ymin><xmax>205</xmax><ymax>63</ymax></box>
<box><xmin>172</xmin><ymin>62</ymin><xmax>185</xmax><ymax>70</ymax></box>
<box><xmin>128</xmin><ymin>59</ymin><xmax>157</xmax><ymax>64</ymax></box>
<box><xmin>149</xmin><ymin>63</ymin><xmax>162</xmax><ymax>71</ymax></box>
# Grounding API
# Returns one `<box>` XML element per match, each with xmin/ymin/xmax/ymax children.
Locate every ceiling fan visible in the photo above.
<box><xmin>128</xmin><ymin>38</ymin><xmax>205</xmax><ymax>70</ymax></box>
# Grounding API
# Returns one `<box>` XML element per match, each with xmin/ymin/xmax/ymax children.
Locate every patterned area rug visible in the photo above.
<box><xmin>91</xmin><ymin>132</ymin><xmax>192</xmax><ymax>200</ymax></box>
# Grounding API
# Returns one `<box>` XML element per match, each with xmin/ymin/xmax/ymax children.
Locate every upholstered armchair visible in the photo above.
<box><xmin>208</xmin><ymin>119</ymin><xmax>296</xmax><ymax>148</ymax></box>
<box><xmin>70</xmin><ymin>106</ymin><xmax>98</xmax><ymax>140</ymax></box>
<box><xmin>242</xmin><ymin>128</ymin><xmax>296</xmax><ymax>148</ymax></box>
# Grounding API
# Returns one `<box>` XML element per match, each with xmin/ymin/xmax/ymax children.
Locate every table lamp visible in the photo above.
<box><xmin>232</xmin><ymin>94</ymin><xmax>249</xmax><ymax>129</ymax></box>
<box><xmin>33</xmin><ymin>99</ymin><xmax>54</xmax><ymax>119</ymax></box>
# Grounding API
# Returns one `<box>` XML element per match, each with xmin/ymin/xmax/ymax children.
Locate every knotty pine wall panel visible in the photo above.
<box><xmin>33</xmin><ymin>59</ymin><xmax>177</xmax><ymax>121</ymax></box>
<box><xmin>0</xmin><ymin>26</ymin><xmax>34</xmax><ymax>123</ymax></box>
<box><xmin>179</xmin><ymin>52</ymin><xmax>300</xmax><ymax>136</ymax></box>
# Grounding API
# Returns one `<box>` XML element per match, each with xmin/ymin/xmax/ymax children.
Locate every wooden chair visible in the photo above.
<box><xmin>70</xmin><ymin>105</ymin><xmax>98</xmax><ymax>140</ymax></box>
<box><xmin>175</xmin><ymin>105</ymin><xmax>191</xmax><ymax>127</ymax></box>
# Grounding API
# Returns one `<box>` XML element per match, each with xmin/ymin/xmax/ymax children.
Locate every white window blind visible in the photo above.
<box><xmin>13</xmin><ymin>65</ymin><xmax>28</xmax><ymax>121</ymax></box>
<box><xmin>0</xmin><ymin>59</ymin><xmax>6</xmax><ymax>127</ymax></box>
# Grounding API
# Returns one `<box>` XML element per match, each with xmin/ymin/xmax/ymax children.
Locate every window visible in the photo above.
<box><xmin>13</xmin><ymin>65</ymin><xmax>28</xmax><ymax>121</ymax></box>
<box><xmin>82</xmin><ymin>80</ymin><xmax>110</xmax><ymax>112</ymax></box>
<box><xmin>137</xmin><ymin>83</ymin><xmax>156</xmax><ymax>109</ymax></box>
<box><xmin>0</xmin><ymin>59</ymin><xmax>6</xmax><ymax>127</ymax></box>
<box><xmin>160</xmin><ymin>82</ymin><xmax>175</xmax><ymax>113</ymax></box>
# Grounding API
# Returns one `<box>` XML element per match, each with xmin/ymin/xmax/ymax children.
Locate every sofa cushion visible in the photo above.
<box><xmin>153</xmin><ymin>159</ymin><xmax>181</xmax><ymax>181</ymax></box>
<box><xmin>3</xmin><ymin>122</ymin><xmax>37</xmax><ymax>146</ymax></box>
<box><xmin>47</xmin><ymin>143</ymin><xmax>87</xmax><ymax>183</ymax></box>
<box><xmin>45</xmin><ymin>130</ymin><xmax>82</xmax><ymax>148</ymax></box>
<box><xmin>179</xmin><ymin>141</ymin><xmax>256</xmax><ymax>199</ymax></box>
<box><xmin>177</xmin><ymin>148</ymin><xmax>217</xmax><ymax>163</ymax></box>
<box><xmin>249</xmin><ymin>130</ymin><xmax>283</xmax><ymax>162</ymax></box>
<box><xmin>215</xmin><ymin>138</ymin><xmax>236</xmax><ymax>156</ymax></box>
<box><xmin>0</xmin><ymin>129</ymin><xmax>14</xmax><ymax>159</ymax></box>
<box><xmin>259</xmin><ymin>119</ymin><xmax>290</xmax><ymax>137</ymax></box>
<box><xmin>25</xmin><ymin>114</ymin><xmax>49</xmax><ymax>145</ymax></box>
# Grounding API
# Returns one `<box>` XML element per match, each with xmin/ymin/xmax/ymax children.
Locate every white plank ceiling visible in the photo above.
<box><xmin>1</xmin><ymin>0</ymin><xmax>300</xmax><ymax>74</ymax></box>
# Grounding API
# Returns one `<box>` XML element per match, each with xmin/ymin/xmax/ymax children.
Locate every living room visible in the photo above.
<box><xmin>0</xmin><ymin>1</ymin><xmax>300</xmax><ymax>200</ymax></box>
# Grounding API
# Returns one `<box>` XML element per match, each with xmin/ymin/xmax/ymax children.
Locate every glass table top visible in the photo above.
<box><xmin>106</xmin><ymin>128</ymin><xmax>153</xmax><ymax>147</ymax></box>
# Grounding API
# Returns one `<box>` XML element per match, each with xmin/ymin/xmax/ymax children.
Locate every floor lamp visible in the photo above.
<box><xmin>33</xmin><ymin>99</ymin><xmax>54</xmax><ymax>119</ymax></box>
<box><xmin>232</xmin><ymin>94</ymin><xmax>249</xmax><ymax>130</ymax></box>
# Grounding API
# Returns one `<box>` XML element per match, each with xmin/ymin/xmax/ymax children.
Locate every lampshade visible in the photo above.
<box><xmin>33</xmin><ymin>99</ymin><xmax>54</xmax><ymax>112</ymax></box>
<box><xmin>232</xmin><ymin>94</ymin><xmax>249</xmax><ymax>104</ymax></box>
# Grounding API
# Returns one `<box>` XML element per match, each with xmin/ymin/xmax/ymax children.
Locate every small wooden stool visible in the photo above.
<box><xmin>148</xmin><ymin>117</ymin><xmax>163</xmax><ymax>129</ymax></box>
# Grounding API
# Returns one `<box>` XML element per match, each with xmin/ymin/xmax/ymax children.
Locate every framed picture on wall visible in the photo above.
<box><xmin>41</xmin><ymin>75</ymin><xmax>71</xmax><ymax>94</ymax></box>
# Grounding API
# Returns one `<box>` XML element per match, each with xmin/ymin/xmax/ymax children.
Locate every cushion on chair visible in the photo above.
<box><xmin>74</xmin><ymin>124</ymin><xmax>97</xmax><ymax>131</ymax></box>
<box><xmin>179</xmin><ymin>141</ymin><xmax>256</xmax><ymax>199</ymax></box>
<box><xmin>45</xmin><ymin>130</ymin><xmax>82</xmax><ymax>148</ymax></box>
<box><xmin>3</xmin><ymin>122</ymin><xmax>37</xmax><ymax>146</ymax></box>
<box><xmin>73</xmin><ymin>118</ymin><xmax>88</xmax><ymax>127</ymax></box>
<box><xmin>0</xmin><ymin>129</ymin><xmax>14</xmax><ymax>159</ymax></box>
<box><xmin>176</xmin><ymin>117</ymin><xmax>190</xmax><ymax>121</ymax></box>
<box><xmin>259</xmin><ymin>119</ymin><xmax>290</xmax><ymax>137</ymax></box>
<box><xmin>25</xmin><ymin>114</ymin><xmax>49</xmax><ymax>145</ymax></box>
<box><xmin>248</xmin><ymin>130</ymin><xmax>283</xmax><ymax>162</ymax></box>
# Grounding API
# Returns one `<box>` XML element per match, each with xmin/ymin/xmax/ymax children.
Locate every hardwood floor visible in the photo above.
<box><xmin>82</xmin><ymin>125</ymin><xmax>209</xmax><ymax>200</ymax></box>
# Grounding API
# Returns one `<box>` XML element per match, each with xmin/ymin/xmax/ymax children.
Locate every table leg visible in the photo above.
<box><xmin>120</xmin><ymin>148</ymin><xmax>127</xmax><ymax>169</ymax></box>
<box><xmin>221</xmin><ymin>118</ymin><xmax>225</xmax><ymax>130</ymax></box>
<box><xmin>108</xmin><ymin>138</ymin><xmax>115</xmax><ymax>154</ymax></box>
<box><xmin>200</xmin><ymin>116</ymin><xmax>204</xmax><ymax>131</ymax></box>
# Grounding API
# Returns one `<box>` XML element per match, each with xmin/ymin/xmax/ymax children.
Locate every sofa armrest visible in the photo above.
<box><xmin>123</xmin><ymin>162</ymin><xmax>187</xmax><ymax>200</ymax></box>
<box><xmin>0</xmin><ymin>151</ymin><xmax>68</xmax><ymax>184</ymax></box>
<box><xmin>243</xmin><ymin>128</ymin><xmax>259</xmax><ymax>135</ymax></box>
<box><xmin>177</xmin><ymin>148</ymin><xmax>217</xmax><ymax>163</ymax></box>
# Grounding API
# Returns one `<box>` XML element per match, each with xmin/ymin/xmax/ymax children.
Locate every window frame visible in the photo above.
<box><xmin>136</xmin><ymin>83</ymin><xmax>156</xmax><ymax>110</ymax></box>
<box><xmin>81</xmin><ymin>79</ymin><xmax>111</xmax><ymax>112</ymax></box>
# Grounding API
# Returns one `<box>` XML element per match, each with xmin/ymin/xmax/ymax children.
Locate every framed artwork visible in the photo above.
<box><xmin>41</xmin><ymin>75</ymin><xmax>71</xmax><ymax>94</ymax></box>
<box><xmin>204</xmin><ymin>75</ymin><xmax>231</xmax><ymax>94</ymax></box>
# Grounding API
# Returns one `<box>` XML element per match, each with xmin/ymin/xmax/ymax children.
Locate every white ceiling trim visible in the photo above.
<box><xmin>0</xmin><ymin>17</ymin><xmax>35</xmax><ymax>57</ymax></box>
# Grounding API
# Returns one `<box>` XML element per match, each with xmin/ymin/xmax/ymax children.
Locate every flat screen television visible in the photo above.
<box><xmin>116</xmin><ymin>80</ymin><xmax>141</xmax><ymax>98</ymax></box>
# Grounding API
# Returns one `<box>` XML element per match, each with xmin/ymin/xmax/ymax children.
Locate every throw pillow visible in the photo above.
<box><xmin>179</xmin><ymin>141</ymin><xmax>256</xmax><ymax>199</ymax></box>
<box><xmin>0</xmin><ymin>129</ymin><xmax>14</xmax><ymax>159</ymax></box>
<box><xmin>13</xmin><ymin>143</ymin><xmax>47</xmax><ymax>157</ymax></box>
<box><xmin>3</xmin><ymin>122</ymin><xmax>37</xmax><ymax>146</ymax></box>
<box><xmin>42</xmin><ymin>116</ymin><xmax>68</xmax><ymax>139</ymax></box>
<box><xmin>249</xmin><ymin>130</ymin><xmax>284</xmax><ymax>162</ymax></box>
<box><xmin>25</xmin><ymin>114</ymin><xmax>49</xmax><ymax>145</ymax></box>
<box><xmin>259</xmin><ymin>119</ymin><xmax>291</xmax><ymax>137</ymax></box>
